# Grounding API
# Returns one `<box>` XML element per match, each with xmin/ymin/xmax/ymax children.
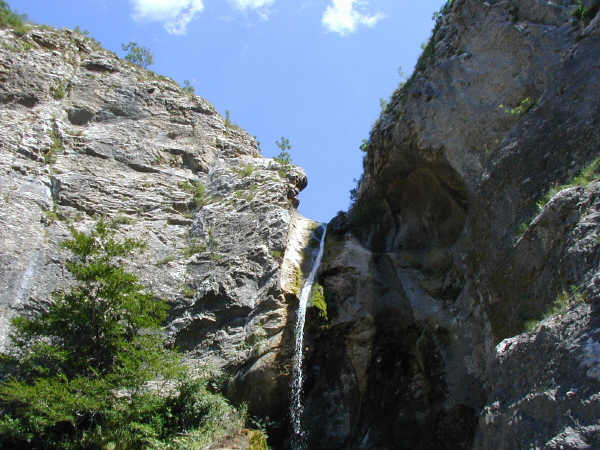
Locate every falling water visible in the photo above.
<box><xmin>290</xmin><ymin>223</ymin><xmax>327</xmax><ymax>450</ymax></box>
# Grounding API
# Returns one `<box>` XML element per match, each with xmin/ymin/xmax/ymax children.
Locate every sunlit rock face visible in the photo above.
<box><xmin>0</xmin><ymin>24</ymin><xmax>310</xmax><ymax>424</ymax></box>
<box><xmin>304</xmin><ymin>0</ymin><xmax>600</xmax><ymax>448</ymax></box>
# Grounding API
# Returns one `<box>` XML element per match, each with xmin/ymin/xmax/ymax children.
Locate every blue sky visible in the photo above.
<box><xmin>10</xmin><ymin>0</ymin><xmax>445</xmax><ymax>223</ymax></box>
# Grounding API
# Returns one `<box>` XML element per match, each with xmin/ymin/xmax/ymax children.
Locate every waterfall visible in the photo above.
<box><xmin>290</xmin><ymin>223</ymin><xmax>327</xmax><ymax>450</ymax></box>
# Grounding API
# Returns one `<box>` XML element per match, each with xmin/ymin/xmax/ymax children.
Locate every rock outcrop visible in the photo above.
<box><xmin>304</xmin><ymin>0</ymin><xmax>600</xmax><ymax>448</ymax></box>
<box><xmin>3</xmin><ymin>1</ymin><xmax>600</xmax><ymax>448</ymax></box>
<box><xmin>0</xmin><ymin>24</ymin><xmax>314</xmax><ymax>426</ymax></box>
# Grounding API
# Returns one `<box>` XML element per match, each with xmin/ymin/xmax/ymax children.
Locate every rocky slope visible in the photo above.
<box><xmin>304</xmin><ymin>0</ymin><xmax>600</xmax><ymax>448</ymax></box>
<box><xmin>0</xmin><ymin>23</ymin><xmax>318</xmax><ymax>431</ymax></box>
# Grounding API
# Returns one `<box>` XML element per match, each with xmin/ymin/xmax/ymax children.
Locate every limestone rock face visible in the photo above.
<box><xmin>0</xmin><ymin>25</ymin><xmax>308</xmax><ymax>420</ymax></box>
<box><xmin>305</xmin><ymin>0</ymin><xmax>600</xmax><ymax>448</ymax></box>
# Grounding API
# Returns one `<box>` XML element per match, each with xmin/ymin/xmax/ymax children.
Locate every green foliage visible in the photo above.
<box><xmin>247</xmin><ymin>429</ymin><xmax>269</xmax><ymax>450</ymax></box>
<box><xmin>310</xmin><ymin>283</ymin><xmax>328</xmax><ymax>322</ymax></box>
<box><xmin>182</xmin><ymin>79</ymin><xmax>195</xmax><ymax>95</ymax></box>
<box><xmin>121</xmin><ymin>42</ymin><xmax>154</xmax><ymax>69</ymax></box>
<box><xmin>537</xmin><ymin>156</ymin><xmax>600</xmax><ymax>211</ymax></box>
<box><xmin>181</xmin><ymin>285</ymin><xmax>196</xmax><ymax>298</ymax></box>
<box><xmin>44</xmin><ymin>129</ymin><xmax>64</xmax><ymax>164</ymax></box>
<box><xmin>50</xmin><ymin>80</ymin><xmax>70</xmax><ymax>100</ymax></box>
<box><xmin>349</xmin><ymin>175</ymin><xmax>362</xmax><ymax>203</ymax></box>
<box><xmin>359</xmin><ymin>139</ymin><xmax>369</xmax><ymax>153</ymax></box>
<box><xmin>0</xmin><ymin>1</ymin><xmax>27</xmax><ymax>34</ymax></box>
<box><xmin>236</xmin><ymin>165</ymin><xmax>255</xmax><ymax>177</ymax></box>
<box><xmin>516</xmin><ymin>221</ymin><xmax>529</xmax><ymax>238</ymax></box>
<box><xmin>0</xmin><ymin>220</ymin><xmax>245</xmax><ymax>448</ymax></box>
<box><xmin>248</xmin><ymin>415</ymin><xmax>276</xmax><ymax>444</ymax></box>
<box><xmin>223</xmin><ymin>109</ymin><xmax>243</xmax><ymax>132</ymax></box>
<box><xmin>498</xmin><ymin>97</ymin><xmax>535</xmax><ymax>116</ymax></box>
<box><xmin>571</xmin><ymin>0</ymin><xmax>600</xmax><ymax>22</ymax></box>
<box><xmin>274</xmin><ymin>136</ymin><xmax>292</xmax><ymax>165</ymax></box>
<box><xmin>523</xmin><ymin>286</ymin><xmax>587</xmax><ymax>332</ymax></box>
<box><xmin>156</xmin><ymin>255</ymin><xmax>176</xmax><ymax>266</ymax></box>
<box><xmin>112</xmin><ymin>214</ymin><xmax>133</xmax><ymax>225</ymax></box>
<box><xmin>182</xmin><ymin>239</ymin><xmax>207</xmax><ymax>257</ymax></box>
<box><xmin>73</xmin><ymin>25</ymin><xmax>90</xmax><ymax>36</ymax></box>
<box><xmin>179</xmin><ymin>180</ymin><xmax>210</xmax><ymax>208</ymax></box>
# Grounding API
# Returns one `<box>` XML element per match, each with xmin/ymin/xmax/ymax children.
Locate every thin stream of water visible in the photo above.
<box><xmin>290</xmin><ymin>223</ymin><xmax>327</xmax><ymax>450</ymax></box>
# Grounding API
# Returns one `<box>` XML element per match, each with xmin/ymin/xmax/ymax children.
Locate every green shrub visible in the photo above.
<box><xmin>236</xmin><ymin>165</ymin><xmax>255</xmax><ymax>177</ymax></box>
<box><xmin>273</xmin><ymin>136</ymin><xmax>292</xmax><ymax>165</ymax></box>
<box><xmin>50</xmin><ymin>81</ymin><xmax>69</xmax><ymax>100</ymax></box>
<box><xmin>359</xmin><ymin>139</ymin><xmax>369</xmax><ymax>153</ymax></box>
<box><xmin>178</xmin><ymin>180</ymin><xmax>210</xmax><ymax>208</ymax></box>
<box><xmin>181</xmin><ymin>286</ymin><xmax>195</xmax><ymax>298</ymax></box>
<box><xmin>571</xmin><ymin>0</ymin><xmax>600</xmax><ymax>22</ymax></box>
<box><xmin>121</xmin><ymin>42</ymin><xmax>154</xmax><ymax>69</ymax></box>
<box><xmin>0</xmin><ymin>1</ymin><xmax>27</xmax><ymax>34</ymax></box>
<box><xmin>0</xmin><ymin>219</ymin><xmax>244</xmax><ymax>448</ymax></box>
<box><xmin>182</xmin><ymin>79</ymin><xmax>195</xmax><ymax>95</ymax></box>
<box><xmin>223</xmin><ymin>109</ymin><xmax>243</xmax><ymax>132</ymax></box>
<box><xmin>44</xmin><ymin>130</ymin><xmax>63</xmax><ymax>164</ymax></box>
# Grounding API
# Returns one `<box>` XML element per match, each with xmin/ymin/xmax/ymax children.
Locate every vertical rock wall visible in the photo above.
<box><xmin>304</xmin><ymin>0</ymin><xmax>600</xmax><ymax>448</ymax></box>
<box><xmin>0</xmin><ymin>24</ymin><xmax>311</xmax><ymax>425</ymax></box>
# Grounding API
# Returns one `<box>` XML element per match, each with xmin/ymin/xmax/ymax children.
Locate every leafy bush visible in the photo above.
<box><xmin>121</xmin><ymin>42</ymin><xmax>154</xmax><ymax>69</ymax></box>
<box><xmin>0</xmin><ymin>1</ymin><xmax>27</xmax><ymax>34</ymax></box>
<box><xmin>0</xmin><ymin>219</ymin><xmax>244</xmax><ymax>448</ymax></box>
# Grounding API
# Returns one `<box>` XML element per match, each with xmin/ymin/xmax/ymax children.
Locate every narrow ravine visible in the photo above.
<box><xmin>290</xmin><ymin>223</ymin><xmax>327</xmax><ymax>450</ymax></box>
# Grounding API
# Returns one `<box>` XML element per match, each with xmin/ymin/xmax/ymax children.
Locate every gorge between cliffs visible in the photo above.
<box><xmin>2</xmin><ymin>0</ymin><xmax>600</xmax><ymax>448</ymax></box>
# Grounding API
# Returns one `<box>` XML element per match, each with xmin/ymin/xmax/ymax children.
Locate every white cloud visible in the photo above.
<box><xmin>228</xmin><ymin>0</ymin><xmax>275</xmax><ymax>20</ymax></box>
<box><xmin>130</xmin><ymin>0</ymin><xmax>204</xmax><ymax>35</ymax></box>
<box><xmin>322</xmin><ymin>0</ymin><xmax>384</xmax><ymax>36</ymax></box>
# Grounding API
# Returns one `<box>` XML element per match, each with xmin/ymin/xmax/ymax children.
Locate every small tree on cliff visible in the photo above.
<box><xmin>121</xmin><ymin>42</ymin><xmax>154</xmax><ymax>68</ymax></box>
<box><xmin>0</xmin><ymin>219</ymin><xmax>242</xmax><ymax>448</ymax></box>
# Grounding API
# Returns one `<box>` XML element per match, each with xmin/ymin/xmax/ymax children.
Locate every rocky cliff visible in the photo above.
<box><xmin>2</xmin><ymin>1</ymin><xmax>600</xmax><ymax>449</ymax></box>
<box><xmin>304</xmin><ymin>0</ymin><xmax>600</xmax><ymax>448</ymax></box>
<box><xmin>0</xmin><ymin>23</ymin><xmax>319</xmax><ymax>436</ymax></box>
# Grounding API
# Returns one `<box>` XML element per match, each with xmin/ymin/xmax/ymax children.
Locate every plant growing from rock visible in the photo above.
<box><xmin>0</xmin><ymin>1</ymin><xmax>27</xmax><ymax>35</ymax></box>
<box><xmin>50</xmin><ymin>80</ymin><xmax>68</xmax><ymax>100</ymax></box>
<box><xmin>121</xmin><ymin>42</ymin><xmax>154</xmax><ymax>69</ymax></box>
<box><xmin>498</xmin><ymin>97</ymin><xmax>535</xmax><ymax>116</ymax></box>
<box><xmin>523</xmin><ymin>286</ymin><xmax>588</xmax><ymax>332</ymax></box>
<box><xmin>182</xmin><ymin>80</ymin><xmax>195</xmax><ymax>95</ymax></box>
<box><xmin>536</xmin><ymin>156</ymin><xmax>600</xmax><ymax>211</ymax></box>
<box><xmin>274</xmin><ymin>136</ymin><xmax>292</xmax><ymax>165</ymax></box>
<box><xmin>0</xmin><ymin>219</ymin><xmax>245</xmax><ymax>448</ymax></box>
<box><xmin>44</xmin><ymin>129</ymin><xmax>63</xmax><ymax>164</ymax></box>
